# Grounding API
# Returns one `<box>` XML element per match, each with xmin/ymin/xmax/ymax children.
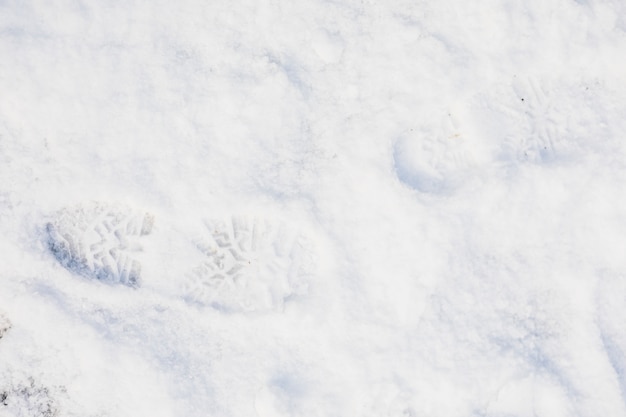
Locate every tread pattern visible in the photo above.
<box><xmin>468</xmin><ymin>77</ymin><xmax>569</xmax><ymax>165</ymax></box>
<box><xmin>183</xmin><ymin>216</ymin><xmax>312</xmax><ymax>312</ymax></box>
<box><xmin>46</xmin><ymin>202</ymin><xmax>154</xmax><ymax>287</ymax></box>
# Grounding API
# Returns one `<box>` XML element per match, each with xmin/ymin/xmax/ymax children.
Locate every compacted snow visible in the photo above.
<box><xmin>1</xmin><ymin>1</ymin><xmax>626</xmax><ymax>416</ymax></box>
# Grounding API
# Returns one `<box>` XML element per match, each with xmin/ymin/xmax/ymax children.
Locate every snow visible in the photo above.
<box><xmin>1</xmin><ymin>0</ymin><xmax>626</xmax><ymax>416</ymax></box>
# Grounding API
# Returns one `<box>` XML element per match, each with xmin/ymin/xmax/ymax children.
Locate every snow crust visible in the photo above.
<box><xmin>1</xmin><ymin>0</ymin><xmax>626</xmax><ymax>416</ymax></box>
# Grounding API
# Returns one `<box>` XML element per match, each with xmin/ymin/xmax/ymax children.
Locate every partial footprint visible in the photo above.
<box><xmin>182</xmin><ymin>216</ymin><xmax>313</xmax><ymax>313</ymax></box>
<box><xmin>466</xmin><ymin>77</ymin><xmax>578</xmax><ymax>165</ymax></box>
<box><xmin>46</xmin><ymin>202</ymin><xmax>154</xmax><ymax>288</ymax></box>
<box><xmin>393</xmin><ymin>110</ymin><xmax>476</xmax><ymax>194</ymax></box>
<box><xmin>508</xmin><ymin>78</ymin><xmax>561</xmax><ymax>162</ymax></box>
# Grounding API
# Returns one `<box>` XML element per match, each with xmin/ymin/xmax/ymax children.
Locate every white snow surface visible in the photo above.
<box><xmin>1</xmin><ymin>1</ymin><xmax>626</xmax><ymax>416</ymax></box>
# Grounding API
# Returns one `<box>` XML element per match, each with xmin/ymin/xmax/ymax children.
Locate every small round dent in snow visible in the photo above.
<box><xmin>45</xmin><ymin>201</ymin><xmax>154</xmax><ymax>288</ymax></box>
<box><xmin>393</xmin><ymin>138</ymin><xmax>446</xmax><ymax>193</ymax></box>
<box><xmin>182</xmin><ymin>216</ymin><xmax>313</xmax><ymax>313</ymax></box>
<box><xmin>393</xmin><ymin>121</ymin><xmax>472</xmax><ymax>194</ymax></box>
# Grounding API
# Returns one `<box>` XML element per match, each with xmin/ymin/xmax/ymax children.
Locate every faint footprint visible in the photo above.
<box><xmin>467</xmin><ymin>77</ymin><xmax>570</xmax><ymax>165</ymax></box>
<box><xmin>182</xmin><ymin>215</ymin><xmax>313</xmax><ymax>313</ymax></box>
<box><xmin>46</xmin><ymin>202</ymin><xmax>154</xmax><ymax>288</ymax></box>
<box><xmin>510</xmin><ymin>78</ymin><xmax>561</xmax><ymax>162</ymax></box>
<box><xmin>393</xmin><ymin>110</ymin><xmax>474</xmax><ymax>194</ymax></box>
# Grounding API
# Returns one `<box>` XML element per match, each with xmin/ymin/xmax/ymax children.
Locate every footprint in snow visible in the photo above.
<box><xmin>465</xmin><ymin>77</ymin><xmax>582</xmax><ymax>166</ymax></box>
<box><xmin>44</xmin><ymin>202</ymin><xmax>315</xmax><ymax>311</ymax></box>
<box><xmin>45</xmin><ymin>201</ymin><xmax>154</xmax><ymax>288</ymax></box>
<box><xmin>182</xmin><ymin>215</ymin><xmax>313</xmax><ymax>313</ymax></box>
<box><xmin>393</xmin><ymin>111</ymin><xmax>475</xmax><ymax>194</ymax></box>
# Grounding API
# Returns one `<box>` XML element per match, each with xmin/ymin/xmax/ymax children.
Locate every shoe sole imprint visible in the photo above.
<box><xmin>508</xmin><ymin>78</ymin><xmax>562</xmax><ymax>163</ymax></box>
<box><xmin>468</xmin><ymin>77</ymin><xmax>570</xmax><ymax>165</ymax></box>
<box><xmin>46</xmin><ymin>202</ymin><xmax>154</xmax><ymax>287</ymax></box>
<box><xmin>183</xmin><ymin>216</ymin><xmax>313</xmax><ymax>312</ymax></box>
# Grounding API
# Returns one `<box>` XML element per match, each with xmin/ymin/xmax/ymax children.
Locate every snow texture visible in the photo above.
<box><xmin>1</xmin><ymin>0</ymin><xmax>626</xmax><ymax>416</ymax></box>
<box><xmin>0</xmin><ymin>314</ymin><xmax>9</xmax><ymax>341</ymax></box>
